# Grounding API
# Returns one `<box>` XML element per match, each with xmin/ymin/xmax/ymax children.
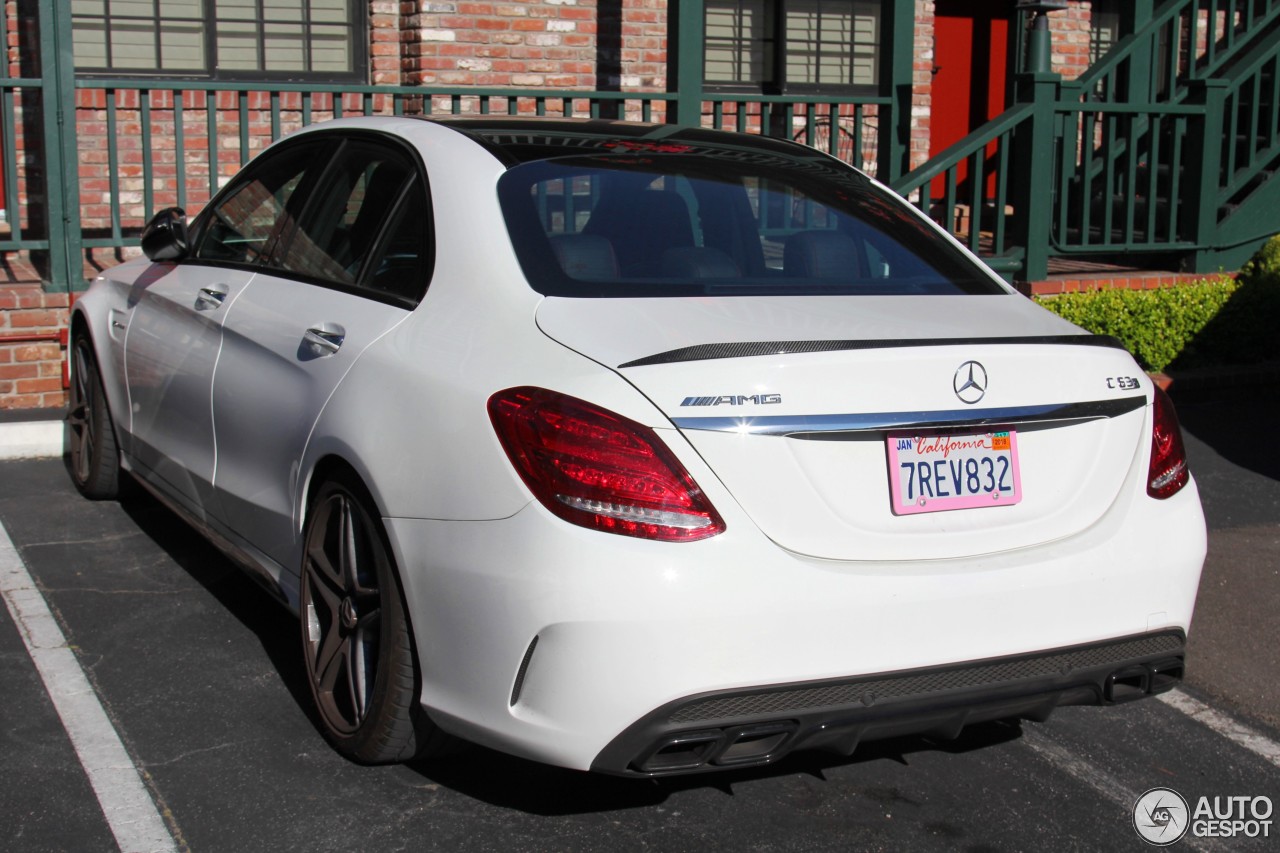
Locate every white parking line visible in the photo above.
<box><xmin>0</xmin><ymin>521</ymin><xmax>179</xmax><ymax>853</ymax></box>
<box><xmin>1021</xmin><ymin>729</ymin><xmax>1230</xmax><ymax>853</ymax></box>
<box><xmin>1159</xmin><ymin>688</ymin><xmax>1280</xmax><ymax>769</ymax></box>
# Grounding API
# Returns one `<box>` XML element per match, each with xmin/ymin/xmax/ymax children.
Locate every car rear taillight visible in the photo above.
<box><xmin>488</xmin><ymin>387</ymin><xmax>726</xmax><ymax>541</ymax></box>
<box><xmin>1147</xmin><ymin>385</ymin><xmax>1190</xmax><ymax>499</ymax></box>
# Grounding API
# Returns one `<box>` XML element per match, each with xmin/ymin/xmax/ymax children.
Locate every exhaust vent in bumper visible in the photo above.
<box><xmin>593</xmin><ymin>631</ymin><xmax>1185</xmax><ymax>777</ymax></box>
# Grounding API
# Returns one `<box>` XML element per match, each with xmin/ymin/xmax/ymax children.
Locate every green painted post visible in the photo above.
<box><xmin>1184</xmin><ymin>79</ymin><xmax>1229</xmax><ymax>272</ymax></box>
<box><xmin>878</xmin><ymin>0</ymin><xmax>914</xmax><ymax>182</ymax></box>
<box><xmin>38</xmin><ymin>0</ymin><xmax>82</xmax><ymax>291</ymax></box>
<box><xmin>671</xmin><ymin>0</ymin><xmax>705</xmax><ymax>127</ymax></box>
<box><xmin>1122</xmin><ymin>0</ymin><xmax>1156</xmax><ymax>103</ymax></box>
<box><xmin>1011</xmin><ymin>71</ymin><xmax>1062</xmax><ymax>283</ymax></box>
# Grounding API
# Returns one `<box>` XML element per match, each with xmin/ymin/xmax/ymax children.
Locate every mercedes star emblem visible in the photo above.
<box><xmin>953</xmin><ymin>360</ymin><xmax>987</xmax><ymax>404</ymax></box>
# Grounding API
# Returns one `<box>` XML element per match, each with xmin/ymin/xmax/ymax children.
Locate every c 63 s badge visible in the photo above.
<box><xmin>681</xmin><ymin>394</ymin><xmax>782</xmax><ymax>407</ymax></box>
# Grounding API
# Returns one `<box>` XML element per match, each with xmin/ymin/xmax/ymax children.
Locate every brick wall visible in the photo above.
<box><xmin>0</xmin><ymin>286</ymin><xmax>69</xmax><ymax>410</ymax></box>
<box><xmin>910</xmin><ymin>0</ymin><xmax>935</xmax><ymax>171</ymax></box>
<box><xmin>1052</xmin><ymin>1</ymin><xmax>1096</xmax><ymax>82</ymax></box>
<box><xmin>404</xmin><ymin>1</ymin><xmax>607</xmax><ymax>88</ymax></box>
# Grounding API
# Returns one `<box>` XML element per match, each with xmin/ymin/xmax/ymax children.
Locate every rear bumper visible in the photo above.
<box><xmin>384</xmin><ymin>477</ymin><xmax>1204</xmax><ymax>774</ymax></box>
<box><xmin>591</xmin><ymin>630</ymin><xmax>1185</xmax><ymax>776</ymax></box>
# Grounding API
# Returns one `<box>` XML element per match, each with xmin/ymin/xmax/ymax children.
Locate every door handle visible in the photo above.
<box><xmin>304</xmin><ymin>323</ymin><xmax>346</xmax><ymax>355</ymax></box>
<box><xmin>195</xmin><ymin>285</ymin><xmax>228</xmax><ymax>310</ymax></box>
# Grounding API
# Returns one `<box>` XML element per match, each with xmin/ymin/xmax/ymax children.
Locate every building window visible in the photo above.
<box><xmin>705</xmin><ymin>0</ymin><xmax>881</xmax><ymax>92</ymax></box>
<box><xmin>71</xmin><ymin>0</ymin><xmax>366</xmax><ymax>80</ymax></box>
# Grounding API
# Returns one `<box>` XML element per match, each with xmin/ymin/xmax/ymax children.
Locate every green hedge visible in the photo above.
<box><xmin>1034</xmin><ymin>277</ymin><xmax>1238</xmax><ymax>372</ymax></box>
<box><xmin>1033</xmin><ymin>237</ymin><xmax>1280</xmax><ymax>372</ymax></box>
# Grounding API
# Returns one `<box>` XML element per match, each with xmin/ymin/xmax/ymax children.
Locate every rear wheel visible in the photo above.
<box><xmin>67</xmin><ymin>333</ymin><xmax>122</xmax><ymax>499</ymax></box>
<box><xmin>300</xmin><ymin>474</ymin><xmax>445</xmax><ymax>763</ymax></box>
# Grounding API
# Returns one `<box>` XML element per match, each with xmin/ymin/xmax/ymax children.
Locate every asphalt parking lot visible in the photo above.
<box><xmin>1</xmin><ymin>382</ymin><xmax>1277</xmax><ymax>852</ymax></box>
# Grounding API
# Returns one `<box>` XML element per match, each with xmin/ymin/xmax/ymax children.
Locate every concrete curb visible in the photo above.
<box><xmin>0</xmin><ymin>420</ymin><xmax>63</xmax><ymax>460</ymax></box>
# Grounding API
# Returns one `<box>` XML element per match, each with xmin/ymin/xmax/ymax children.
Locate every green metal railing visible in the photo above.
<box><xmin>0</xmin><ymin>0</ymin><xmax>82</xmax><ymax>285</ymax></box>
<box><xmin>70</xmin><ymin>83</ymin><xmax>680</xmax><ymax>254</ymax></box>
<box><xmin>1052</xmin><ymin>101</ymin><xmax>1203</xmax><ymax>254</ymax></box>
<box><xmin>1216</xmin><ymin>31</ymin><xmax>1280</xmax><ymax>201</ymax></box>
<box><xmin>1077</xmin><ymin>0</ymin><xmax>1280</xmax><ymax>106</ymax></box>
<box><xmin>895</xmin><ymin>0</ymin><xmax>1280</xmax><ymax>280</ymax></box>
<box><xmin>891</xmin><ymin>103</ymin><xmax>1034</xmax><ymax>274</ymax></box>
<box><xmin>702</xmin><ymin>95</ymin><xmax>891</xmax><ymax>177</ymax></box>
<box><xmin>2</xmin><ymin>74</ymin><xmax>897</xmax><ymax>287</ymax></box>
<box><xmin>64</xmin><ymin>84</ymin><xmax>892</xmax><ymax>257</ymax></box>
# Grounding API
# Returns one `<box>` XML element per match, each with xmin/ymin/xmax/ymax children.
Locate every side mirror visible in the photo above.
<box><xmin>141</xmin><ymin>207</ymin><xmax>190</xmax><ymax>261</ymax></box>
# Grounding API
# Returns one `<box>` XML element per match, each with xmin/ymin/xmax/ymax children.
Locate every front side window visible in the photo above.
<box><xmin>498</xmin><ymin>154</ymin><xmax>1000</xmax><ymax>298</ymax></box>
<box><xmin>71</xmin><ymin>0</ymin><xmax>365</xmax><ymax>80</ymax></box>
<box><xmin>706</xmin><ymin>0</ymin><xmax>882</xmax><ymax>91</ymax></box>
<box><xmin>193</xmin><ymin>140</ymin><xmax>328</xmax><ymax>264</ymax></box>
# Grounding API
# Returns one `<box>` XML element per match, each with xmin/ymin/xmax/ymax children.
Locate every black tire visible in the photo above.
<box><xmin>300</xmin><ymin>473</ymin><xmax>446</xmax><ymax>763</ymax></box>
<box><xmin>67</xmin><ymin>332</ymin><xmax>122</xmax><ymax>500</ymax></box>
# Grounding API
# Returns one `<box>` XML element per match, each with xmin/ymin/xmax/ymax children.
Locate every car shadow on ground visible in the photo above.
<box><xmin>113</xmin><ymin>485</ymin><xmax>321</xmax><ymax>732</ymax></box>
<box><xmin>1172</xmin><ymin>384</ymin><xmax>1279</xmax><ymax>483</ymax></box>
<box><xmin>406</xmin><ymin>720</ymin><xmax>1025</xmax><ymax>816</ymax></box>
<box><xmin>104</xmin><ymin>472</ymin><xmax>1029</xmax><ymax>816</ymax></box>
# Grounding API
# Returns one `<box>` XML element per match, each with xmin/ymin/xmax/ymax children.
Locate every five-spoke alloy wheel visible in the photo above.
<box><xmin>67</xmin><ymin>333</ymin><xmax>121</xmax><ymax>499</ymax></box>
<box><xmin>300</xmin><ymin>475</ymin><xmax>430</xmax><ymax>763</ymax></box>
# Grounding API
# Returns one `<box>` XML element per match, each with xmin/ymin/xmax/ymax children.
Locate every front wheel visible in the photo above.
<box><xmin>300</xmin><ymin>475</ymin><xmax>444</xmax><ymax>763</ymax></box>
<box><xmin>67</xmin><ymin>332</ymin><xmax>122</xmax><ymax>499</ymax></box>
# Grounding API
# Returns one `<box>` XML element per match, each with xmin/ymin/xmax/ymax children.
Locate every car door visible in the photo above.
<box><xmin>210</xmin><ymin>135</ymin><xmax>432</xmax><ymax>569</ymax></box>
<box><xmin>123</xmin><ymin>138</ymin><xmax>331</xmax><ymax>515</ymax></box>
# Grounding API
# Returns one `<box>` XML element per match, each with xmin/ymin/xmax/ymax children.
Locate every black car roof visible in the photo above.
<box><xmin>419</xmin><ymin>115</ymin><xmax>846</xmax><ymax>170</ymax></box>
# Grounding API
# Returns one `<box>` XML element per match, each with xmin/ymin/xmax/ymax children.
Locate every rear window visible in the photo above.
<box><xmin>497</xmin><ymin>154</ymin><xmax>1003</xmax><ymax>297</ymax></box>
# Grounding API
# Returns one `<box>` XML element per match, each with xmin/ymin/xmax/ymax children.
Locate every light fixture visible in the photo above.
<box><xmin>1016</xmin><ymin>1</ymin><xmax>1071</xmax><ymax>74</ymax></box>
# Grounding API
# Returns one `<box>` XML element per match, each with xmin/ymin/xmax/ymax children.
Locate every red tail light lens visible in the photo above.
<box><xmin>1147</xmin><ymin>385</ymin><xmax>1190</xmax><ymax>499</ymax></box>
<box><xmin>488</xmin><ymin>387</ymin><xmax>726</xmax><ymax>541</ymax></box>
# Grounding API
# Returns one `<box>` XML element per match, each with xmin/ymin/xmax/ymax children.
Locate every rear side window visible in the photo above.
<box><xmin>273</xmin><ymin>140</ymin><xmax>433</xmax><ymax>305</ymax></box>
<box><xmin>361</xmin><ymin>180</ymin><xmax>432</xmax><ymax>304</ymax></box>
<box><xmin>498</xmin><ymin>155</ymin><xmax>1002</xmax><ymax>297</ymax></box>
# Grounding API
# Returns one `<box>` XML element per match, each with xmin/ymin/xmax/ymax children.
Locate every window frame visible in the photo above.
<box><xmin>704</xmin><ymin>0</ymin><xmax>885</xmax><ymax>95</ymax></box>
<box><xmin>71</xmin><ymin>0</ymin><xmax>369</xmax><ymax>83</ymax></box>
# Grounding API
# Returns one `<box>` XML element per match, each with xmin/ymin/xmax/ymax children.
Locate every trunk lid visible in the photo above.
<box><xmin>537</xmin><ymin>295</ymin><xmax>1151</xmax><ymax>561</ymax></box>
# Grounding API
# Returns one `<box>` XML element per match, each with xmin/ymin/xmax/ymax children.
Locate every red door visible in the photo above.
<box><xmin>929</xmin><ymin>1</ymin><xmax>1012</xmax><ymax>199</ymax></box>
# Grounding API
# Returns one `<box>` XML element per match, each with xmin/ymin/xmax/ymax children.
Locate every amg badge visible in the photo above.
<box><xmin>680</xmin><ymin>394</ymin><xmax>782</xmax><ymax>407</ymax></box>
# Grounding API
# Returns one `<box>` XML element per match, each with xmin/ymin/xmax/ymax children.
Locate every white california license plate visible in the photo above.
<box><xmin>886</xmin><ymin>429</ymin><xmax>1022</xmax><ymax>515</ymax></box>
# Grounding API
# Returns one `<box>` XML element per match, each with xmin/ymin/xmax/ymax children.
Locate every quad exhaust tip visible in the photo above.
<box><xmin>631</xmin><ymin>658</ymin><xmax>1186</xmax><ymax>775</ymax></box>
<box><xmin>636</xmin><ymin>722</ymin><xmax>799</xmax><ymax>774</ymax></box>
<box><xmin>1104</xmin><ymin>657</ymin><xmax>1184</xmax><ymax>702</ymax></box>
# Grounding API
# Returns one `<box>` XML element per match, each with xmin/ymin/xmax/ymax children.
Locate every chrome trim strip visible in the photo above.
<box><xmin>671</xmin><ymin>395</ymin><xmax>1147</xmax><ymax>436</ymax></box>
<box><xmin>621</xmin><ymin>335</ymin><xmax>1126</xmax><ymax>368</ymax></box>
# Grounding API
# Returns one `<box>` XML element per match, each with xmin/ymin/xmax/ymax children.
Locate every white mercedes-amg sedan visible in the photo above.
<box><xmin>67</xmin><ymin>116</ymin><xmax>1206</xmax><ymax>776</ymax></box>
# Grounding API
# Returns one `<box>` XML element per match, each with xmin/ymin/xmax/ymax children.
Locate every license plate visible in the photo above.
<box><xmin>887</xmin><ymin>429</ymin><xmax>1022</xmax><ymax>515</ymax></box>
